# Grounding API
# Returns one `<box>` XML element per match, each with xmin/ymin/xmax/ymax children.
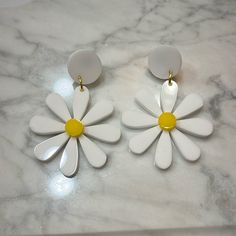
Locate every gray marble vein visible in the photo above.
<box><xmin>0</xmin><ymin>0</ymin><xmax>236</xmax><ymax>235</ymax></box>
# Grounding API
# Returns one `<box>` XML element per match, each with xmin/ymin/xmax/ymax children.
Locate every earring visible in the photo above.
<box><xmin>30</xmin><ymin>49</ymin><xmax>121</xmax><ymax>177</ymax></box>
<box><xmin>122</xmin><ymin>45</ymin><xmax>213</xmax><ymax>170</ymax></box>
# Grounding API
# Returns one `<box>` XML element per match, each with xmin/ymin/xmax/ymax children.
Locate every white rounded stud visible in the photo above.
<box><xmin>148</xmin><ymin>45</ymin><xmax>182</xmax><ymax>80</ymax></box>
<box><xmin>67</xmin><ymin>49</ymin><xmax>102</xmax><ymax>85</ymax></box>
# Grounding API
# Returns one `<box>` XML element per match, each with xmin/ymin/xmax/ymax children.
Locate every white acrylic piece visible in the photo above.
<box><xmin>82</xmin><ymin>101</ymin><xmax>113</xmax><ymax>126</ymax></box>
<box><xmin>135</xmin><ymin>89</ymin><xmax>162</xmax><ymax>117</ymax></box>
<box><xmin>161</xmin><ymin>80</ymin><xmax>178</xmax><ymax>112</ymax></box>
<box><xmin>177</xmin><ymin>118</ymin><xmax>213</xmax><ymax>137</ymax></box>
<box><xmin>67</xmin><ymin>49</ymin><xmax>102</xmax><ymax>85</ymax></box>
<box><xmin>60</xmin><ymin>137</ymin><xmax>79</xmax><ymax>177</ymax></box>
<box><xmin>73</xmin><ymin>86</ymin><xmax>89</xmax><ymax>120</ymax></box>
<box><xmin>84</xmin><ymin>124</ymin><xmax>121</xmax><ymax>143</ymax></box>
<box><xmin>122</xmin><ymin>111</ymin><xmax>157</xmax><ymax>129</ymax></box>
<box><xmin>174</xmin><ymin>94</ymin><xmax>203</xmax><ymax>119</ymax></box>
<box><xmin>46</xmin><ymin>93</ymin><xmax>71</xmax><ymax>122</ymax></box>
<box><xmin>171</xmin><ymin>129</ymin><xmax>200</xmax><ymax>161</ymax></box>
<box><xmin>129</xmin><ymin>126</ymin><xmax>161</xmax><ymax>154</ymax></box>
<box><xmin>155</xmin><ymin>131</ymin><xmax>172</xmax><ymax>169</ymax></box>
<box><xmin>148</xmin><ymin>45</ymin><xmax>182</xmax><ymax>80</ymax></box>
<box><xmin>34</xmin><ymin>133</ymin><xmax>69</xmax><ymax>161</ymax></box>
<box><xmin>30</xmin><ymin>116</ymin><xmax>65</xmax><ymax>135</ymax></box>
<box><xmin>79</xmin><ymin>135</ymin><xmax>107</xmax><ymax>168</ymax></box>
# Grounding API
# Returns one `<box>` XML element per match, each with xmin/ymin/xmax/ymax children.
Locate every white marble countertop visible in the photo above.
<box><xmin>1</xmin><ymin>0</ymin><xmax>236</xmax><ymax>235</ymax></box>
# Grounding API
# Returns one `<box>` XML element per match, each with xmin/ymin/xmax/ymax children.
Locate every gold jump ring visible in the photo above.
<box><xmin>168</xmin><ymin>70</ymin><xmax>173</xmax><ymax>86</ymax></box>
<box><xmin>78</xmin><ymin>75</ymin><xmax>84</xmax><ymax>92</ymax></box>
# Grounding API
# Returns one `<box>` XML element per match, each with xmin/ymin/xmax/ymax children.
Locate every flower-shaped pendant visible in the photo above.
<box><xmin>122</xmin><ymin>80</ymin><xmax>213</xmax><ymax>169</ymax></box>
<box><xmin>30</xmin><ymin>86</ymin><xmax>121</xmax><ymax>177</ymax></box>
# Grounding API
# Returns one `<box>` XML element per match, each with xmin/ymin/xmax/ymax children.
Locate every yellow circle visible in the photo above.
<box><xmin>158</xmin><ymin>112</ymin><xmax>176</xmax><ymax>131</ymax></box>
<box><xmin>65</xmin><ymin>119</ymin><xmax>84</xmax><ymax>137</ymax></box>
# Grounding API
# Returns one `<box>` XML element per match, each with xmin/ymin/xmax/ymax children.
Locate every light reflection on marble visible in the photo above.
<box><xmin>48</xmin><ymin>174</ymin><xmax>76</xmax><ymax>199</ymax></box>
<box><xmin>53</xmin><ymin>78</ymin><xmax>74</xmax><ymax>97</ymax></box>
<box><xmin>0</xmin><ymin>0</ymin><xmax>236</xmax><ymax>235</ymax></box>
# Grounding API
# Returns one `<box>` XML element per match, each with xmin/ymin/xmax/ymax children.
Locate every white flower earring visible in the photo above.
<box><xmin>122</xmin><ymin>45</ymin><xmax>213</xmax><ymax>170</ymax></box>
<box><xmin>30</xmin><ymin>50</ymin><xmax>121</xmax><ymax>177</ymax></box>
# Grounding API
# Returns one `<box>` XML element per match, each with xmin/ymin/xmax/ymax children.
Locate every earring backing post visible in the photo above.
<box><xmin>168</xmin><ymin>70</ymin><xmax>173</xmax><ymax>86</ymax></box>
<box><xmin>78</xmin><ymin>75</ymin><xmax>84</xmax><ymax>92</ymax></box>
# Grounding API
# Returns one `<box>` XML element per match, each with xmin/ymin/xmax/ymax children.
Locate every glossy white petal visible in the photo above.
<box><xmin>155</xmin><ymin>131</ymin><xmax>172</xmax><ymax>169</ymax></box>
<box><xmin>84</xmin><ymin>124</ymin><xmax>121</xmax><ymax>143</ymax></box>
<box><xmin>161</xmin><ymin>80</ymin><xmax>178</xmax><ymax>112</ymax></box>
<box><xmin>73</xmin><ymin>86</ymin><xmax>89</xmax><ymax>120</ymax></box>
<box><xmin>79</xmin><ymin>135</ymin><xmax>107</xmax><ymax>168</ymax></box>
<box><xmin>46</xmin><ymin>93</ymin><xmax>71</xmax><ymax>122</ymax></box>
<box><xmin>171</xmin><ymin>129</ymin><xmax>200</xmax><ymax>162</ymax></box>
<box><xmin>34</xmin><ymin>133</ymin><xmax>69</xmax><ymax>161</ymax></box>
<box><xmin>129</xmin><ymin>126</ymin><xmax>161</xmax><ymax>154</ymax></box>
<box><xmin>82</xmin><ymin>101</ymin><xmax>113</xmax><ymax>126</ymax></box>
<box><xmin>135</xmin><ymin>89</ymin><xmax>162</xmax><ymax>117</ymax></box>
<box><xmin>174</xmin><ymin>94</ymin><xmax>203</xmax><ymax>119</ymax></box>
<box><xmin>177</xmin><ymin>118</ymin><xmax>213</xmax><ymax>137</ymax></box>
<box><xmin>122</xmin><ymin>111</ymin><xmax>157</xmax><ymax>129</ymax></box>
<box><xmin>60</xmin><ymin>137</ymin><xmax>79</xmax><ymax>177</ymax></box>
<box><xmin>30</xmin><ymin>116</ymin><xmax>65</xmax><ymax>135</ymax></box>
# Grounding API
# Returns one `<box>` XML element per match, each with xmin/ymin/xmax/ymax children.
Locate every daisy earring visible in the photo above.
<box><xmin>122</xmin><ymin>45</ymin><xmax>213</xmax><ymax>170</ymax></box>
<box><xmin>30</xmin><ymin>49</ymin><xmax>121</xmax><ymax>177</ymax></box>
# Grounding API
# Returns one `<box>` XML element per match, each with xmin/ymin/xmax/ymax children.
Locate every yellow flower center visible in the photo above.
<box><xmin>158</xmin><ymin>112</ymin><xmax>176</xmax><ymax>131</ymax></box>
<box><xmin>65</xmin><ymin>119</ymin><xmax>84</xmax><ymax>137</ymax></box>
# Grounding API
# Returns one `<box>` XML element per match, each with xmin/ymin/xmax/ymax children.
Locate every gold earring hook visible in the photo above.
<box><xmin>168</xmin><ymin>70</ymin><xmax>173</xmax><ymax>86</ymax></box>
<box><xmin>78</xmin><ymin>75</ymin><xmax>84</xmax><ymax>92</ymax></box>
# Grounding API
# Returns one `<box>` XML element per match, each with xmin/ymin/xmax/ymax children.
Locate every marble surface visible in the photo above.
<box><xmin>0</xmin><ymin>0</ymin><xmax>236</xmax><ymax>235</ymax></box>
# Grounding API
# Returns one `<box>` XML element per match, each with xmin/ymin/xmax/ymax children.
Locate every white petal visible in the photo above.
<box><xmin>177</xmin><ymin>118</ymin><xmax>213</xmax><ymax>137</ymax></box>
<box><xmin>82</xmin><ymin>101</ymin><xmax>113</xmax><ymax>126</ymax></box>
<box><xmin>34</xmin><ymin>133</ymin><xmax>69</xmax><ymax>161</ymax></box>
<box><xmin>73</xmin><ymin>86</ymin><xmax>89</xmax><ymax>120</ymax></box>
<box><xmin>122</xmin><ymin>111</ymin><xmax>157</xmax><ymax>129</ymax></box>
<box><xmin>129</xmin><ymin>126</ymin><xmax>161</xmax><ymax>154</ymax></box>
<box><xmin>60</xmin><ymin>138</ymin><xmax>79</xmax><ymax>177</ymax></box>
<box><xmin>46</xmin><ymin>93</ymin><xmax>71</xmax><ymax>122</ymax></box>
<box><xmin>84</xmin><ymin>124</ymin><xmax>121</xmax><ymax>143</ymax></box>
<box><xmin>174</xmin><ymin>94</ymin><xmax>203</xmax><ymax>119</ymax></box>
<box><xmin>161</xmin><ymin>80</ymin><xmax>178</xmax><ymax>112</ymax></box>
<box><xmin>155</xmin><ymin>131</ymin><xmax>172</xmax><ymax>169</ymax></box>
<box><xmin>30</xmin><ymin>116</ymin><xmax>65</xmax><ymax>135</ymax></box>
<box><xmin>171</xmin><ymin>129</ymin><xmax>200</xmax><ymax>162</ymax></box>
<box><xmin>79</xmin><ymin>135</ymin><xmax>107</xmax><ymax>168</ymax></box>
<box><xmin>135</xmin><ymin>89</ymin><xmax>162</xmax><ymax>117</ymax></box>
